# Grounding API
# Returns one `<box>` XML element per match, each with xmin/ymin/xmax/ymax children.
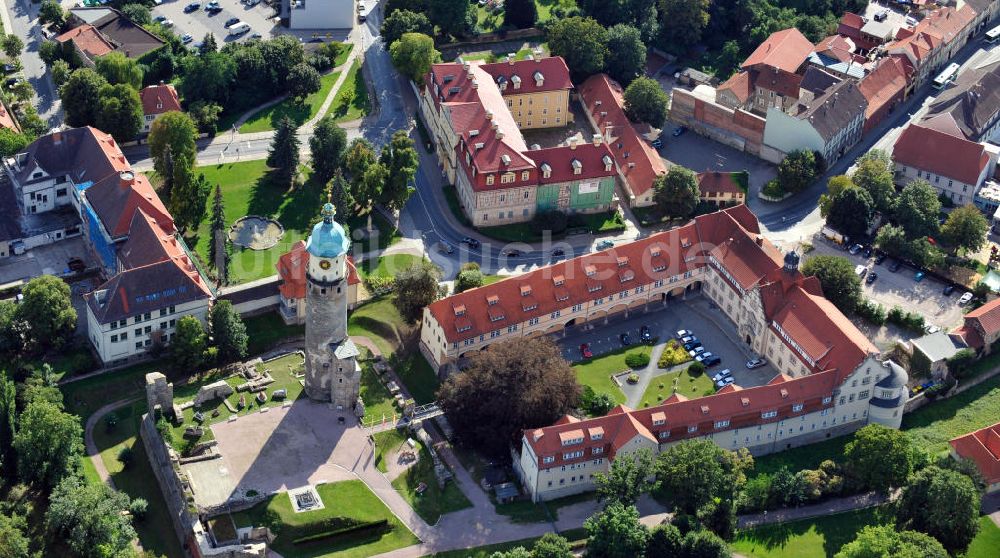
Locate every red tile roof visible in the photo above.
<box><xmin>950</xmin><ymin>422</ymin><xmax>1000</xmax><ymax>486</ymax></box>
<box><xmin>964</xmin><ymin>297</ymin><xmax>1000</xmax><ymax>339</ymax></box>
<box><xmin>55</xmin><ymin>24</ymin><xmax>115</xmax><ymax>58</ymax></box>
<box><xmin>139</xmin><ymin>84</ymin><xmax>181</xmax><ymax>116</ymax></box>
<box><xmin>749</xmin><ymin>68</ymin><xmax>803</xmax><ymax>99</ymax></box>
<box><xmin>85</xmin><ymin>170</ymin><xmax>173</xmax><ymax>239</ymax></box>
<box><xmin>579</xmin><ymin>74</ymin><xmax>667</xmax><ymax>199</ymax></box>
<box><xmin>117</xmin><ymin>209</ymin><xmax>184</xmax><ymax>269</ymax></box>
<box><xmin>815</xmin><ymin>35</ymin><xmax>855</xmax><ymax>63</ymax></box>
<box><xmin>742</xmin><ymin>28</ymin><xmax>814</xmax><ymax>74</ymax></box>
<box><xmin>893</xmin><ymin>122</ymin><xmax>990</xmax><ymax>186</ymax></box>
<box><xmin>859</xmin><ymin>57</ymin><xmax>908</xmax><ymax>123</ymax></box>
<box><xmin>276</xmin><ymin>240</ymin><xmax>360</xmax><ymax>300</ymax></box>
<box><xmin>479</xmin><ymin>57</ymin><xmax>573</xmax><ymax>96</ymax></box>
<box><xmin>697</xmin><ymin>171</ymin><xmax>744</xmax><ymax>197</ymax></box>
<box><xmin>718</xmin><ymin>71</ymin><xmax>753</xmax><ymax>104</ymax></box>
<box><xmin>530</xmin><ymin>142</ymin><xmax>616</xmax><ymax>185</ymax></box>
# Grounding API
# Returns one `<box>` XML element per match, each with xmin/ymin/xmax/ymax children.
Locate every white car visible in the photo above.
<box><xmin>695</xmin><ymin>352</ymin><xmax>714</xmax><ymax>363</ymax></box>
<box><xmin>959</xmin><ymin>292</ymin><xmax>974</xmax><ymax>305</ymax></box>
<box><xmin>689</xmin><ymin>346</ymin><xmax>706</xmax><ymax>358</ymax></box>
<box><xmin>711</xmin><ymin>369</ymin><xmax>731</xmax><ymax>382</ymax></box>
<box><xmin>162</xmin><ymin>19</ymin><xmax>174</xmax><ymax>27</ymax></box>
<box><xmin>745</xmin><ymin>357</ymin><xmax>766</xmax><ymax>369</ymax></box>
<box><xmin>676</xmin><ymin>329</ymin><xmax>692</xmax><ymax>339</ymax></box>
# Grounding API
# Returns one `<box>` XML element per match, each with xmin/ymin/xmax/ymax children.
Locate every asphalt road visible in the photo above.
<box><xmin>8</xmin><ymin>0</ymin><xmax>61</xmax><ymax>125</ymax></box>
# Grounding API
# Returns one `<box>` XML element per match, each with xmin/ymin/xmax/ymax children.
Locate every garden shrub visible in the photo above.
<box><xmin>657</xmin><ymin>339</ymin><xmax>692</xmax><ymax>368</ymax></box>
<box><xmin>687</xmin><ymin>361</ymin><xmax>705</xmax><ymax>376</ymax></box>
<box><xmin>625</xmin><ymin>352</ymin><xmax>651</xmax><ymax>369</ymax></box>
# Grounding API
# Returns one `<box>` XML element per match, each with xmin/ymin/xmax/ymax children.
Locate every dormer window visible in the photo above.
<box><xmin>501</xmin><ymin>154</ymin><xmax>511</xmax><ymax>165</ymax></box>
<box><xmin>453</xmin><ymin>304</ymin><xmax>466</xmax><ymax>316</ymax></box>
<box><xmin>487</xmin><ymin>295</ymin><xmax>499</xmax><ymax>306</ymax></box>
<box><xmin>533</xmin><ymin>70</ymin><xmax>543</xmax><ymax>87</ymax></box>
<box><xmin>585</xmin><ymin>264</ymin><xmax>596</xmax><ymax>277</ymax></box>
<box><xmin>553</xmin><ymin>275</ymin><xmax>565</xmax><ymax>286</ymax></box>
<box><xmin>571</xmin><ymin>159</ymin><xmax>582</xmax><ymax>175</ymax></box>
<box><xmin>741</xmin><ymin>398</ymin><xmax>750</xmax><ymax>407</ymax></box>
<box><xmin>701</xmin><ymin>405</ymin><xmax>709</xmax><ymax>414</ymax></box>
<box><xmin>779</xmin><ymin>389</ymin><xmax>788</xmax><ymax>399</ymax></box>
<box><xmin>651</xmin><ymin>247</ymin><xmax>662</xmax><ymax>258</ymax></box>
<box><xmin>761</xmin><ymin>410</ymin><xmax>778</xmax><ymax>419</ymax></box>
<box><xmin>520</xmin><ymin>285</ymin><xmax>532</xmax><ymax>296</ymax></box>
<box><xmin>617</xmin><ymin>256</ymin><xmax>629</xmax><ymax>267</ymax></box>
<box><xmin>619</xmin><ymin>269</ymin><xmax>634</xmax><ymax>282</ymax></box>
<box><xmin>511</xmin><ymin>75</ymin><xmax>521</xmax><ymax>89</ymax></box>
<box><xmin>681</xmin><ymin>237</ymin><xmax>692</xmax><ymax>248</ymax></box>
<box><xmin>792</xmin><ymin>403</ymin><xmax>803</xmax><ymax>412</ymax></box>
<box><xmin>651</xmin><ymin>412</ymin><xmax>665</xmax><ymax>425</ymax></box>
<box><xmin>486</xmin><ymin>174</ymin><xmax>495</xmax><ymax>185</ymax></box>
<box><xmin>602</xmin><ymin>155</ymin><xmax>613</xmax><ymax>172</ymax></box>
<box><xmin>540</xmin><ymin>163</ymin><xmax>551</xmax><ymax>179</ymax></box>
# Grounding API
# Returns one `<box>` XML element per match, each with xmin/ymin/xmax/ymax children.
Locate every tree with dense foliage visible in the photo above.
<box><xmin>50</xmin><ymin>59</ymin><xmax>71</xmax><ymax>87</ymax></box>
<box><xmin>654</xmin><ymin>166</ymin><xmax>700</xmax><ymax>218</ymax></box>
<box><xmin>623</xmin><ymin>76</ymin><xmax>669</xmax><ymax>128</ymax></box>
<box><xmin>605</xmin><ymin>24</ymin><xmax>647</xmax><ymax>86</ymax></box>
<box><xmin>0</xmin><ymin>128</ymin><xmax>30</xmax><ymax>158</ymax></box>
<box><xmin>309</xmin><ymin>116</ymin><xmax>349</xmax><ymax>185</ymax></box>
<box><xmin>682</xmin><ymin>529</ymin><xmax>731</xmax><ymax>558</ymax></box>
<box><xmin>209</xmin><ymin>300</ymin><xmax>248</xmax><ymax>362</ymax></box>
<box><xmin>595</xmin><ymin>447</ymin><xmax>658</xmax><ymax>506</ymax></box>
<box><xmin>835</xmin><ymin>525</ymin><xmax>948</xmax><ymax>558</ymax></box>
<box><xmin>531</xmin><ymin>533</ymin><xmax>573</xmax><ymax>558</ymax></box>
<box><xmin>895</xmin><ymin>180</ymin><xmax>941</xmax><ymax>240</ymax></box>
<box><xmin>489</xmin><ymin>548</ymin><xmax>532</xmax><ymax>558</ymax></box>
<box><xmin>548</xmin><ymin>17</ymin><xmax>609</xmax><ymax>81</ymax></box>
<box><xmin>379</xmin><ymin>129</ymin><xmax>419</xmax><ymax>211</ymax></box>
<box><xmin>329</xmin><ymin>170</ymin><xmax>355</xmax><ymax>218</ymax></box>
<box><xmin>0</xmin><ymin>514</ymin><xmax>30</xmax><ymax>558</ymax></box>
<box><xmin>802</xmin><ymin>258</ymin><xmax>864</xmax><ymax>314</ymax></box>
<box><xmin>503</xmin><ymin>0</ymin><xmax>537</xmax><ymax>28</ymax></box>
<box><xmin>843</xmin><ymin>424</ymin><xmax>914</xmax><ymax>492</ymax></box>
<box><xmin>46</xmin><ymin>475</ymin><xmax>136</xmax><ymax>557</ymax></box>
<box><xmin>0</xmin><ymin>299</ymin><xmax>24</xmax><ymax>355</ymax></box>
<box><xmin>267</xmin><ymin>116</ymin><xmax>301</xmax><ymax>188</ymax></box>
<box><xmin>819</xmin><ymin>175</ymin><xmax>855</xmax><ymax>218</ymax></box>
<box><xmin>659</xmin><ymin>0</ymin><xmax>710</xmax><ymax>52</ymax></box>
<box><xmin>454</xmin><ymin>267</ymin><xmax>484</xmax><ymax>293</ymax></box>
<box><xmin>208</xmin><ymin>184</ymin><xmax>229</xmax><ymax>281</ymax></box>
<box><xmin>852</xmin><ymin>150</ymin><xmax>896</xmax><ymax>215</ymax></box>
<box><xmin>777</xmin><ymin>150</ymin><xmax>818</xmax><ymax>194</ymax></box>
<box><xmin>39</xmin><ymin>0</ymin><xmax>66</xmax><ymax>28</ymax></box>
<box><xmin>2</xmin><ymin>34</ymin><xmax>23</xmax><ymax>60</ymax></box>
<box><xmin>941</xmin><ymin>204</ymin><xmax>988</xmax><ymax>254</ymax></box>
<box><xmin>149</xmin><ymin>111</ymin><xmax>197</xmax><ymax>182</ymax></box>
<box><xmin>947</xmin><ymin>348</ymin><xmax>977</xmax><ymax>378</ymax></box>
<box><xmin>171</xmin><ymin>315</ymin><xmax>207</xmax><ymax>371</ymax></box>
<box><xmin>17</xmin><ymin>275</ymin><xmax>76</xmax><ymax>351</ymax></box>
<box><xmin>200</xmin><ymin>33</ymin><xmax>218</xmax><ymax>54</ymax></box>
<box><xmin>393</xmin><ymin>259</ymin><xmax>442</xmax><ymax>322</ymax></box>
<box><xmin>120</xmin><ymin>3</ymin><xmax>151</xmax><ymax>24</ymax></box>
<box><xmin>95</xmin><ymin>83</ymin><xmax>144</xmax><ymax>143</ymax></box>
<box><xmin>826</xmin><ymin>188</ymin><xmax>874</xmax><ymax>245</ymax></box>
<box><xmin>381</xmin><ymin>9</ymin><xmax>433</xmax><ymax>46</ymax></box>
<box><xmin>0</xmin><ymin>372</ymin><xmax>16</xmax><ymax>473</ymax></box>
<box><xmin>896</xmin><ymin>466</ymin><xmax>980</xmax><ymax>552</ymax></box>
<box><xmin>344</xmin><ymin>137</ymin><xmax>378</xmax><ymax>187</ymax></box>
<box><xmin>429</xmin><ymin>0</ymin><xmax>475</xmax><ymax>38</ymax></box>
<box><xmin>647</xmin><ymin>523</ymin><xmax>683</xmax><ymax>556</ymax></box>
<box><xmin>60</xmin><ymin>69</ymin><xmax>108</xmax><ymax>127</ymax></box>
<box><xmin>13</xmin><ymin>400</ymin><xmax>82</xmax><ymax>488</ymax></box>
<box><xmin>438</xmin><ymin>336</ymin><xmax>580</xmax><ymax>456</ymax></box>
<box><xmin>95</xmin><ymin>52</ymin><xmax>143</xmax><ymax>90</ymax></box>
<box><xmin>180</xmin><ymin>51</ymin><xmax>237</xmax><ymax>105</ymax></box>
<box><xmin>657</xmin><ymin>440</ymin><xmax>753</xmax><ymax>516</ymax></box>
<box><xmin>390</xmin><ymin>33</ymin><xmax>439</xmax><ymax>83</ymax></box>
<box><xmin>578</xmin><ymin>0</ymin><xmax>659</xmax><ymax>42</ymax></box>
<box><xmin>189</xmin><ymin>100</ymin><xmax>223</xmax><ymax>135</ymax></box>
<box><xmin>288</xmin><ymin>62</ymin><xmax>321</xmax><ymax>101</ymax></box>
<box><xmin>585</xmin><ymin>502</ymin><xmax>649</xmax><ymax>558</ymax></box>
<box><xmin>169</xmin><ymin>156</ymin><xmax>210</xmax><ymax>232</ymax></box>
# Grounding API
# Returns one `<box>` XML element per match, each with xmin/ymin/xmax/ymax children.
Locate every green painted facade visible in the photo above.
<box><xmin>536</xmin><ymin>177</ymin><xmax>616</xmax><ymax>213</ymax></box>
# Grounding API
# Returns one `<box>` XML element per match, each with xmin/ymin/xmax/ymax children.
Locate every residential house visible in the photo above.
<box><xmin>276</xmin><ymin>239</ymin><xmax>361</xmax><ymax>325</ymax></box>
<box><xmin>909</xmin><ymin>331</ymin><xmax>962</xmax><ymax>378</ymax></box>
<box><xmin>892</xmin><ymin>116</ymin><xmax>998</xmax><ymax>205</ymax></box>
<box><xmin>419</xmin><ymin>205</ymin><xmax>906</xmax><ymax>502</ymax></box>
<box><xmin>808</xmin><ymin>35</ymin><xmax>867</xmax><ymax>80</ymax></box>
<box><xmin>858</xmin><ymin>57</ymin><xmax>908</xmax><ymax>134</ymax></box>
<box><xmin>965</xmin><ymin>0</ymin><xmax>1000</xmax><ymax>33</ymax></box>
<box><xmin>578</xmin><ymin>73</ymin><xmax>666</xmax><ymax>207</ymax></box>
<box><xmin>139</xmin><ymin>83</ymin><xmax>181</xmax><ymax>134</ymax></box>
<box><xmin>953</xmin><ymin>297</ymin><xmax>1000</xmax><ymax>353</ymax></box>
<box><xmin>887</xmin><ymin>5</ymin><xmax>976</xmax><ymax>91</ymax></box>
<box><xmin>480</xmin><ymin>56</ymin><xmax>574</xmax><ymax>130</ymax></box>
<box><xmin>697</xmin><ymin>171</ymin><xmax>746</xmax><ymax>206</ymax></box>
<box><xmin>723</xmin><ymin>28</ymin><xmax>815</xmax><ymax>116</ymax></box>
<box><xmin>60</xmin><ymin>8</ymin><xmax>166</xmax><ymax>65</ymax></box>
<box><xmin>950</xmin><ymin>422</ymin><xmax>1000</xmax><ymax>493</ymax></box>
<box><xmin>836</xmin><ymin>12</ymin><xmax>894</xmax><ymax>52</ymax></box>
<box><xmin>924</xmin><ymin>60</ymin><xmax>1000</xmax><ymax>142</ymax></box>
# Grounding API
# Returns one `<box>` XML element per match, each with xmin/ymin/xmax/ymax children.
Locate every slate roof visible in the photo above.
<box><xmin>70</xmin><ymin>8</ymin><xmax>166</xmax><ymax>59</ymax></box>
<box><xmin>924</xmin><ymin>60</ymin><xmax>1000</xmax><ymax>141</ymax></box>
<box><xmin>796</xmin><ymin>78</ymin><xmax>867</xmax><ymax>141</ymax></box>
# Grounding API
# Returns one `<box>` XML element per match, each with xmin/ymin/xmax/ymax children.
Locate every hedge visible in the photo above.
<box><xmin>292</xmin><ymin>519</ymin><xmax>390</xmax><ymax>545</ymax></box>
<box><xmin>625</xmin><ymin>352</ymin><xmax>651</xmax><ymax>368</ymax></box>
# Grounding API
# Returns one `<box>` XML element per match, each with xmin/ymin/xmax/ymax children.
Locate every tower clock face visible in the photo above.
<box><xmin>319</xmin><ymin>259</ymin><xmax>331</xmax><ymax>270</ymax></box>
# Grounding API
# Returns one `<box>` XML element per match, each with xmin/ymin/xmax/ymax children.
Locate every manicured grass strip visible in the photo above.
<box><xmin>361</xmin><ymin>360</ymin><xmax>397</xmax><ymax>423</ymax></box>
<box><xmin>62</xmin><ymin>361</ymin><xmax>161</xmax><ymax>422</ymax></box>
<box><xmin>966</xmin><ymin>516</ymin><xmax>1000</xmax><ymax>558</ymax></box>
<box><xmin>331</xmin><ymin>59</ymin><xmax>370</xmax><ymax>123</ymax></box>
<box><xmin>573</xmin><ymin>346</ymin><xmax>653</xmax><ymax>405</ymax></box>
<box><xmin>239</xmin><ymin>70</ymin><xmax>341</xmax><ymax>133</ymax></box>
<box><xmin>428</xmin><ymin>527</ymin><xmax>588</xmax><ymax>558</ymax></box>
<box><xmin>390</xmin><ymin>438</ymin><xmax>472</xmax><ymax>524</ymax></box>
<box><xmin>244</xmin><ymin>311</ymin><xmax>304</xmax><ymax>355</ymax></box>
<box><xmin>639</xmin><ymin>366</ymin><xmax>715</xmax><ymax>408</ymax></box>
<box><xmin>360</xmin><ymin>254</ymin><xmax>424</xmax><ymax>279</ymax></box>
<box><xmin>731</xmin><ymin>507</ymin><xmax>891</xmax><ymax>558</ymax></box>
<box><xmin>332</xmin><ymin>42</ymin><xmax>353</xmax><ymax>67</ymax></box>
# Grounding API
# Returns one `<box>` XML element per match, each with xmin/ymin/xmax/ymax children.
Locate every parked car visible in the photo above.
<box><xmin>855</xmin><ymin>264</ymin><xmax>867</xmax><ymax>278</ymax></box>
<box><xmin>888</xmin><ymin>260</ymin><xmax>901</xmax><ymax>272</ymax></box>
<box><xmin>225</xmin><ymin>17</ymin><xmax>241</xmax><ymax>27</ymax></box>
<box><xmin>580</xmin><ymin>343</ymin><xmax>593</xmax><ymax>359</ymax></box>
<box><xmin>695</xmin><ymin>351</ymin><xmax>714</xmax><ymax>363</ymax></box>
<box><xmin>866</xmin><ymin>272</ymin><xmax>877</xmax><ymax>285</ymax></box>
<box><xmin>745</xmin><ymin>358</ymin><xmax>766</xmax><ymax>369</ymax></box>
<box><xmin>676</xmin><ymin>329</ymin><xmax>693</xmax><ymax>339</ymax></box>
<box><xmin>874</xmin><ymin>252</ymin><xmax>887</xmax><ymax>265</ymax></box>
<box><xmin>551</xmin><ymin>248</ymin><xmax>565</xmax><ymax>258</ymax></box>
<box><xmin>915</xmin><ymin>271</ymin><xmax>925</xmax><ymax>282</ymax></box>
<box><xmin>716</xmin><ymin>377</ymin><xmax>736</xmax><ymax>389</ymax></box>
<box><xmin>711</xmin><ymin>369</ymin><xmax>732</xmax><ymax>382</ymax></box>
<box><xmin>702</xmin><ymin>355</ymin><xmax>721</xmax><ymax>367</ymax></box>
<box><xmin>502</xmin><ymin>249</ymin><xmax>521</xmax><ymax>257</ymax></box>
<box><xmin>181</xmin><ymin>33</ymin><xmax>193</xmax><ymax>44</ymax></box>
<box><xmin>689</xmin><ymin>346</ymin><xmax>706</xmax><ymax>358</ymax></box>
<box><xmin>153</xmin><ymin>15</ymin><xmax>166</xmax><ymax>22</ymax></box>
<box><xmin>461</xmin><ymin>236</ymin><xmax>481</xmax><ymax>249</ymax></box>
<box><xmin>874</xmin><ymin>9</ymin><xmax>889</xmax><ymax>22</ymax></box>
<box><xmin>959</xmin><ymin>292</ymin><xmax>974</xmax><ymax>305</ymax></box>
<box><xmin>184</xmin><ymin>2</ymin><xmax>200</xmax><ymax>12</ymax></box>
<box><xmin>596</xmin><ymin>239</ymin><xmax>614</xmax><ymax>250</ymax></box>
<box><xmin>271</xmin><ymin>389</ymin><xmax>287</xmax><ymax>401</ymax></box>
<box><xmin>207</xmin><ymin>5</ymin><xmax>222</xmax><ymax>13</ymax></box>
<box><xmin>162</xmin><ymin>19</ymin><xmax>174</xmax><ymax>27</ymax></box>
<box><xmin>204</xmin><ymin>0</ymin><xmax>219</xmax><ymax>9</ymax></box>
<box><xmin>651</xmin><ymin>137</ymin><xmax>663</xmax><ymax>149</ymax></box>
<box><xmin>943</xmin><ymin>285</ymin><xmax>956</xmax><ymax>296</ymax></box>
<box><xmin>620</xmin><ymin>332</ymin><xmax>632</xmax><ymax>346</ymax></box>
<box><xmin>683</xmin><ymin>340</ymin><xmax>701</xmax><ymax>351</ymax></box>
<box><xmin>640</xmin><ymin>325</ymin><xmax>652</xmax><ymax>343</ymax></box>
<box><xmin>1</xmin><ymin>64</ymin><xmax>15</xmax><ymax>74</ymax></box>
<box><xmin>863</xmin><ymin>246</ymin><xmax>873</xmax><ymax>259</ymax></box>
<box><xmin>680</xmin><ymin>335</ymin><xmax>695</xmax><ymax>344</ymax></box>
<box><xmin>924</xmin><ymin>324</ymin><xmax>941</xmax><ymax>334</ymax></box>
<box><xmin>672</xmin><ymin>126</ymin><xmax>687</xmax><ymax>137</ymax></box>
<box><xmin>849</xmin><ymin>243</ymin><xmax>863</xmax><ymax>255</ymax></box>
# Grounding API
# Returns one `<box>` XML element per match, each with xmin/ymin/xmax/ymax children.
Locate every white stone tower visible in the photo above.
<box><xmin>304</xmin><ymin>202</ymin><xmax>360</xmax><ymax>410</ymax></box>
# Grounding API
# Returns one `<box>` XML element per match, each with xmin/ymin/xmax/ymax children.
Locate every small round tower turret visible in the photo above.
<box><xmin>867</xmin><ymin>361</ymin><xmax>909</xmax><ymax>429</ymax></box>
<box><xmin>783</xmin><ymin>250</ymin><xmax>800</xmax><ymax>273</ymax></box>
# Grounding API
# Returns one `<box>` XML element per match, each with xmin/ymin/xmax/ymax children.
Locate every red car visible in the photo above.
<box><xmin>580</xmin><ymin>343</ymin><xmax>593</xmax><ymax>359</ymax></box>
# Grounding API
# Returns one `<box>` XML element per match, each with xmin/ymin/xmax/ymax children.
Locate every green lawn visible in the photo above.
<box><xmin>390</xmin><ymin>438</ymin><xmax>472</xmax><ymax>524</ymax></box>
<box><xmin>427</xmin><ymin>528</ymin><xmax>587</xmax><ymax>558</ymax></box>
<box><xmin>231</xmin><ymin>480</ymin><xmax>419</xmax><ymax>558</ymax></box>
<box><xmin>332</xmin><ymin>42</ymin><xmax>354</xmax><ymax>67</ymax></box>
<box><xmin>92</xmin><ymin>399</ymin><xmax>186</xmax><ymax>558</ymax></box>
<box><xmin>638</xmin><ymin>366</ymin><xmax>715</xmax><ymax>408</ymax></box>
<box><xmin>182</xmin><ymin>160</ymin><xmax>397</xmax><ymax>284</ymax></box>
<box><xmin>361</xmin><ymin>359</ymin><xmax>397</xmax><ymax>423</ymax></box>
<box><xmin>966</xmin><ymin>516</ymin><xmax>1000</xmax><ymax>558</ymax></box>
<box><xmin>480</xmin><ymin>211</ymin><xmax>624</xmax><ymax>243</ymax></box>
<box><xmin>731</xmin><ymin>507</ymin><xmax>892</xmax><ymax>558</ymax></box>
<box><xmin>331</xmin><ymin>60</ymin><xmax>370</xmax><ymax>123</ymax></box>
<box><xmin>373</xmin><ymin>427</ymin><xmax>409</xmax><ymax>473</ymax></box>
<box><xmin>573</xmin><ymin>346</ymin><xmax>653</xmax><ymax>405</ymax></box>
<box><xmin>360</xmin><ymin>254</ymin><xmax>424</xmax><ymax>280</ymax></box>
<box><xmin>62</xmin><ymin>361</ymin><xmax>162</xmax><ymax>423</ymax></box>
<box><xmin>239</xmin><ymin>70</ymin><xmax>341</xmax><ymax>133</ymax></box>
<box><xmin>244</xmin><ymin>311</ymin><xmax>305</xmax><ymax>355</ymax></box>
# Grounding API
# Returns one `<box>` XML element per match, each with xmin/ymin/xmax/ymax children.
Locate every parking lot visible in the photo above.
<box><xmin>657</xmin><ymin>130</ymin><xmax>777</xmax><ymax>198</ymax></box>
<box><xmin>558</xmin><ymin>296</ymin><xmax>778</xmax><ymax>402</ymax></box>
<box><xmin>808</xmin><ymin>239</ymin><xmax>968</xmax><ymax>334</ymax></box>
<box><xmin>150</xmin><ymin>0</ymin><xmax>280</xmax><ymax>47</ymax></box>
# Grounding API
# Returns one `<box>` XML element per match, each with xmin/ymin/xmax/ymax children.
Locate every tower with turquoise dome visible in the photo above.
<box><xmin>304</xmin><ymin>202</ymin><xmax>361</xmax><ymax>411</ymax></box>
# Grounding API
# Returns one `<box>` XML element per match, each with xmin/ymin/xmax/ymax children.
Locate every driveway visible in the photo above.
<box><xmin>151</xmin><ymin>0</ymin><xmax>279</xmax><ymax>46</ymax></box>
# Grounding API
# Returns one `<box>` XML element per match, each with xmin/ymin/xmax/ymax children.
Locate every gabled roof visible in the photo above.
<box><xmin>12</xmin><ymin>127</ymin><xmax>128</xmax><ymax>187</ymax></box>
<box><xmin>530</xmin><ymin>142</ymin><xmax>616</xmax><ymax>185</ymax></box>
<box><xmin>893</xmin><ymin>122</ymin><xmax>990</xmax><ymax>185</ymax></box>
<box><xmin>69</xmin><ymin>7</ymin><xmax>166</xmax><ymax>59</ymax></box>
<box><xmin>717</xmin><ymin>71</ymin><xmax>753</xmax><ymax>104</ymax></box>
<box><xmin>117</xmin><ymin>209</ymin><xmax>183</xmax><ymax>269</ymax></box>
<box><xmin>54</xmin><ymin>24</ymin><xmax>115</xmax><ymax>58</ymax></box>
<box><xmin>276</xmin><ymin>240</ymin><xmax>360</xmax><ymax>300</ymax></box>
<box><xmin>579</xmin><ymin>73</ymin><xmax>666</xmax><ymax>198</ymax></box>
<box><xmin>911</xmin><ymin>331</ymin><xmax>961</xmax><ymax>362</ymax></box>
<box><xmin>964</xmin><ymin>297</ymin><xmax>1000</xmax><ymax>338</ymax></box>
<box><xmin>925</xmin><ymin>60</ymin><xmax>1000</xmax><ymax>141</ymax></box>
<box><xmin>84</xmin><ymin>253</ymin><xmax>211</xmax><ymax>324</ymax></box>
<box><xmin>139</xmin><ymin>84</ymin><xmax>181</xmax><ymax>116</ymax></box>
<box><xmin>796</xmin><ymin>77</ymin><xmax>868</xmax><ymax>141</ymax></box>
<box><xmin>748</xmin><ymin>67</ymin><xmax>803</xmax><ymax>99</ymax></box>
<box><xmin>742</xmin><ymin>28</ymin><xmax>814</xmax><ymax>74</ymax></box>
<box><xmin>84</xmin><ymin>170</ymin><xmax>173</xmax><ymax>239</ymax></box>
<box><xmin>859</xmin><ymin>57</ymin><xmax>908</xmax><ymax>121</ymax></box>
<box><xmin>950</xmin><ymin>422</ymin><xmax>1000</xmax><ymax>486</ymax></box>
<box><xmin>696</xmin><ymin>171</ymin><xmax>744</xmax><ymax>197</ymax></box>
<box><xmin>479</xmin><ymin>57</ymin><xmax>573</xmax><ymax>96</ymax></box>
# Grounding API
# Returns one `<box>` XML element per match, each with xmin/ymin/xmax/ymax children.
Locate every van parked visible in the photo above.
<box><xmin>228</xmin><ymin>22</ymin><xmax>251</xmax><ymax>36</ymax></box>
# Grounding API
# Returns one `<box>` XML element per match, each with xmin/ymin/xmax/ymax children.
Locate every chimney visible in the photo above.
<box><xmin>592</xmin><ymin>133</ymin><xmax>602</xmax><ymax>146</ymax></box>
<box><xmin>51</xmin><ymin>130</ymin><xmax>62</xmax><ymax>145</ymax></box>
<box><xmin>119</xmin><ymin>170</ymin><xmax>135</xmax><ymax>189</ymax></box>
<box><xmin>569</xmin><ymin>138</ymin><xmax>576</xmax><ymax>150</ymax></box>
<box><xmin>462</xmin><ymin>60</ymin><xmax>470</xmax><ymax>72</ymax></box>
<box><xmin>159</xmin><ymin>80</ymin><xmax>165</xmax><ymax>86</ymax></box>
<box><xmin>508</xmin><ymin>54</ymin><xmax>516</xmax><ymax>65</ymax></box>
<box><xmin>471</xmin><ymin>77</ymin><xmax>478</xmax><ymax>89</ymax></box>
<box><xmin>496</xmin><ymin>129</ymin><xmax>504</xmax><ymax>140</ymax></box>
<box><xmin>755</xmin><ymin>236</ymin><xmax>763</xmax><ymax>246</ymax></box>
<box><xmin>485</xmin><ymin>110</ymin><xmax>493</xmax><ymax>120</ymax></box>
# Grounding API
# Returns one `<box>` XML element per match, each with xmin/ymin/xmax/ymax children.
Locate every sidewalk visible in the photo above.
<box><xmin>738</xmin><ymin>490</ymin><xmax>893</xmax><ymax>529</ymax></box>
